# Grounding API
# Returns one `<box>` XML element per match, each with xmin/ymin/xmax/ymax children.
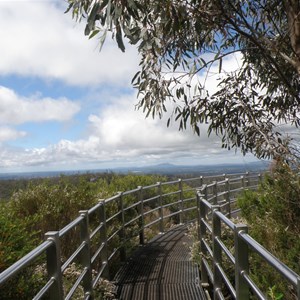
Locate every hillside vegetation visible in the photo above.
<box><xmin>237</xmin><ymin>162</ymin><xmax>300</xmax><ymax>299</ymax></box>
<box><xmin>0</xmin><ymin>173</ymin><xmax>167</xmax><ymax>299</ymax></box>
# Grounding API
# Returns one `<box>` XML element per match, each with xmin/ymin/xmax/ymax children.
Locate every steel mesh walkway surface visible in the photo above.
<box><xmin>114</xmin><ymin>225</ymin><xmax>206</xmax><ymax>300</ymax></box>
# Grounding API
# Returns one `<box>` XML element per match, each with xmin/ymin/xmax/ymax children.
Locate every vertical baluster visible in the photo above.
<box><xmin>241</xmin><ymin>176</ymin><xmax>245</xmax><ymax>190</ymax></box>
<box><xmin>297</xmin><ymin>277</ymin><xmax>300</xmax><ymax>300</ymax></box>
<box><xmin>199</xmin><ymin>185</ymin><xmax>209</xmax><ymax>286</ymax></box>
<box><xmin>117</xmin><ymin>192</ymin><xmax>126</xmax><ymax>262</ymax></box>
<box><xmin>246</xmin><ymin>172</ymin><xmax>250</xmax><ymax>188</ymax></box>
<box><xmin>204</xmin><ymin>183</ymin><xmax>208</xmax><ymax>200</ymax></box>
<box><xmin>45</xmin><ymin>231</ymin><xmax>64</xmax><ymax>300</ymax></box>
<box><xmin>212</xmin><ymin>205</ymin><xmax>222</xmax><ymax>300</ymax></box>
<box><xmin>138</xmin><ymin>186</ymin><xmax>145</xmax><ymax>245</ymax></box>
<box><xmin>213</xmin><ymin>181</ymin><xmax>218</xmax><ymax>205</ymax></box>
<box><xmin>225</xmin><ymin>178</ymin><xmax>231</xmax><ymax>218</ymax></box>
<box><xmin>234</xmin><ymin>224</ymin><xmax>250</xmax><ymax>300</ymax></box>
<box><xmin>199</xmin><ymin>176</ymin><xmax>203</xmax><ymax>188</ymax></box>
<box><xmin>157</xmin><ymin>182</ymin><xmax>164</xmax><ymax>233</ymax></box>
<box><xmin>79</xmin><ymin>210</ymin><xmax>93</xmax><ymax>299</ymax></box>
<box><xmin>258</xmin><ymin>173</ymin><xmax>262</xmax><ymax>185</ymax></box>
<box><xmin>99</xmin><ymin>201</ymin><xmax>110</xmax><ymax>279</ymax></box>
<box><xmin>178</xmin><ymin>179</ymin><xmax>183</xmax><ymax>224</ymax></box>
<box><xmin>196</xmin><ymin>190</ymin><xmax>201</xmax><ymax>241</ymax></box>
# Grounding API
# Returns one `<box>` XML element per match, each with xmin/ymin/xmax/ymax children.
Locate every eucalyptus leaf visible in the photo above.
<box><xmin>67</xmin><ymin>0</ymin><xmax>300</xmax><ymax>162</ymax></box>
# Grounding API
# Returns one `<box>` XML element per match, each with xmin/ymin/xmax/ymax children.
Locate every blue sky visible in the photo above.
<box><xmin>0</xmin><ymin>0</ymin><xmax>260</xmax><ymax>173</ymax></box>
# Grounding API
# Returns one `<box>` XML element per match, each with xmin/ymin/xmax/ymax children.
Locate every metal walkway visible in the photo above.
<box><xmin>114</xmin><ymin>225</ymin><xmax>206</xmax><ymax>300</ymax></box>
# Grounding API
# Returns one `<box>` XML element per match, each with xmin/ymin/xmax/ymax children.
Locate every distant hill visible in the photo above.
<box><xmin>116</xmin><ymin>161</ymin><xmax>270</xmax><ymax>175</ymax></box>
<box><xmin>0</xmin><ymin>161</ymin><xmax>270</xmax><ymax>180</ymax></box>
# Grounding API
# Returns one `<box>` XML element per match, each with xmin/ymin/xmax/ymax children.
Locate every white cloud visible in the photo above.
<box><xmin>0</xmin><ymin>91</ymin><xmax>258</xmax><ymax>170</ymax></box>
<box><xmin>0</xmin><ymin>0</ymin><xmax>139</xmax><ymax>86</ymax></box>
<box><xmin>0</xmin><ymin>86</ymin><xmax>80</xmax><ymax>124</ymax></box>
<box><xmin>0</xmin><ymin>14</ymin><xmax>259</xmax><ymax>174</ymax></box>
<box><xmin>0</xmin><ymin>127</ymin><xmax>26</xmax><ymax>142</ymax></box>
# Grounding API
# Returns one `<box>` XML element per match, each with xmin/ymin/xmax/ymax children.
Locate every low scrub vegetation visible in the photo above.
<box><xmin>188</xmin><ymin>162</ymin><xmax>300</xmax><ymax>299</ymax></box>
<box><xmin>237</xmin><ymin>162</ymin><xmax>300</xmax><ymax>299</ymax></box>
<box><xmin>0</xmin><ymin>173</ymin><xmax>167</xmax><ymax>299</ymax></box>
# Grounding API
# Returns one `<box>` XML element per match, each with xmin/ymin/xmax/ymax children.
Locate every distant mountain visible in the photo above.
<box><xmin>117</xmin><ymin>161</ymin><xmax>270</xmax><ymax>175</ymax></box>
<box><xmin>0</xmin><ymin>161</ymin><xmax>270</xmax><ymax>180</ymax></box>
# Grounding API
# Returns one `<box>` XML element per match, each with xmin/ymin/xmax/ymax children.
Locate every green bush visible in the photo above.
<box><xmin>0</xmin><ymin>203</ymin><xmax>44</xmax><ymax>300</ymax></box>
<box><xmin>0</xmin><ymin>173</ymin><xmax>196</xmax><ymax>299</ymax></box>
<box><xmin>237</xmin><ymin>162</ymin><xmax>300</xmax><ymax>299</ymax></box>
<box><xmin>8</xmin><ymin>177</ymin><xmax>100</xmax><ymax>234</ymax></box>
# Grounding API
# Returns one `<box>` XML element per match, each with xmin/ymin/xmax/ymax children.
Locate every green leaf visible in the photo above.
<box><xmin>98</xmin><ymin>29</ymin><xmax>108</xmax><ymax>51</ymax></box>
<box><xmin>131</xmin><ymin>71</ymin><xmax>140</xmax><ymax>84</ymax></box>
<box><xmin>64</xmin><ymin>2</ymin><xmax>73</xmax><ymax>14</ymax></box>
<box><xmin>89</xmin><ymin>29</ymin><xmax>100</xmax><ymax>39</ymax></box>
<box><xmin>85</xmin><ymin>24</ymin><xmax>91</xmax><ymax>36</ymax></box>
<box><xmin>167</xmin><ymin>118</ymin><xmax>171</xmax><ymax>127</ymax></box>
<box><xmin>116</xmin><ymin>25</ymin><xmax>125</xmax><ymax>52</ymax></box>
<box><xmin>86</xmin><ymin>2</ymin><xmax>100</xmax><ymax>35</ymax></box>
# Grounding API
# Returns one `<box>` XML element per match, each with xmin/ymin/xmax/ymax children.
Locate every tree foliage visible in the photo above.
<box><xmin>66</xmin><ymin>0</ymin><xmax>300</xmax><ymax>160</ymax></box>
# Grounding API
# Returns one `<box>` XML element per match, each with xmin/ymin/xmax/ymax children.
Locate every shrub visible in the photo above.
<box><xmin>237</xmin><ymin>161</ymin><xmax>300</xmax><ymax>299</ymax></box>
<box><xmin>8</xmin><ymin>178</ymin><xmax>99</xmax><ymax>235</ymax></box>
<box><xmin>0</xmin><ymin>203</ymin><xmax>44</xmax><ymax>300</ymax></box>
<box><xmin>0</xmin><ymin>173</ymin><xmax>195</xmax><ymax>299</ymax></box>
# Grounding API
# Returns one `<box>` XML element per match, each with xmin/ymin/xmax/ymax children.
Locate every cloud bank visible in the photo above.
<box><xmin>0</xmin><ymin>1</ymin><xmax>260</xmax><ymax>172</ymax></box>
<box><xmin>0</xmin><ymin>0</ymin><xmax>139</xmax><ymax>87</ymax></box>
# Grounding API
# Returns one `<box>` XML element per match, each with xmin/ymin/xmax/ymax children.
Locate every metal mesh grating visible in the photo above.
<box><xmin>114</xmin><ymin>225</ymin><xmax>206</xmax><ymax>299</ymax></box>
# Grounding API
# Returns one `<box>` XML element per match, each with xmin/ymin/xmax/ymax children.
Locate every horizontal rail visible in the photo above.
<box><xmin>215</xmin><ymin>263</ymin><xmax>236</xmax><ymax>299</ymax></box>
<box><xmin>65</xmin><ymin>268</ymin><xmax>88</xmax><ymax>300</ymax></box>
<box><xmin>240</xmin><ymin>233</ymin><xmax>299</xmax><ymax>287</ymax></box>
<box><xmin>0</xmin><ymin>240</ymin><xmax>53</xmax><ymax>285</ymax></box>
<box><xmin>1</xmin><ymin>171</ymin><xmax>276</xmax><ymax>300</ymax></box>
<box><xmin>61</xmin><ymin>242</ymin><xmax>86</xmax><ymax>273</ymax></box>
<box><xmin>33</xmin><ymin>278</ymin><xmax>55</xmax><ymax>300</ymax></box>
<box><xmin>59</xmin><ymin>215</ymin><xmax>84</xmax><ymax>237</ymax></box>
<box><xmin>197</xmin><ymin>174</ymin><xmax>300</xmax><ymax>300</ymax></box>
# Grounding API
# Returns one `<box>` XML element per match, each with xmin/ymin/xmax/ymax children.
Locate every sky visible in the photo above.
<box><xmin>0</xmin><ymin>0</ymin><xmax>260</xmax><ymax>173</ymax></box>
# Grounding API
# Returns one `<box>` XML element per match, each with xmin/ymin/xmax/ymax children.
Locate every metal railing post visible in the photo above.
<box><xmin>212</xmin><ymin>205</ymin><xmax>222</xmax><ymax>300</ymax></box>
<box><xmin>45</xmin><ymin>231</ymin><xmax>64</xmax><ymax>300</ymax></box>
<box><xmin>258</xmin><ymin>173</ymin><xmax>262</xmax><ymax>184</ymax></box>
<box><xmin>196</xmin><ymin>190</ymin><xmax>201</xmax><ymax>241</ymax></box>
<box><xmin>99</xmin><ymin>201</ymin><xmax>110</xmax><ymax>279</ymax></box>
<box><xmin>225</xmin><ymin>178</ymin><xmax>231</xmax><ymax>218</ymax></box>
<box><xmin>213</xmin><ymin>181</ymin><xmax>218</xmax><ymax>205</ymax></box>
<box><xmin>234</xmin><ymin>224</ymin><xmax>250</xmax><ymax>300</ymax></box>
<box><xmin>199</xmin><ymin>186</ymin><xmax>209</xmax><ymax>286</ymax></box>
<box><xmin>199</xmin><ymin>176</ymin><xmax>203</xmax><ymax>188</ymax></box>
<box><xmin>79</xmin><ymin>210</ymin><xmax>93</xmax><ymax>299</ymax></box>
<box><xmin>178</xmin><ymin>179</ymin><xmax>184</xmax><ymax>224</ymax></box>
<box><xmin>204</xmin><ymin>183</ymin><xmax>208</xmax><ymax>200</ymax></box>
<box><xmin>246</xmin><ymin>172</ymin><xmax>250</xmax><ymax>187</ymax></box>
<box><xmin>138</xmin><ymin>186</ymin><xmax>145</xmax><ymax>245</ymax></box>
<box><xmin>117</xmin><ymin>192</ymin><xmax>126</xmax><ymax>262</ymax></box>
<box><xmin>157</xmin><ymin>182</ymin><xmax>164</xmax><ymax>233</ymax></box>
<box><xmin>241</xmin><ymin>176</ymin><xmax>245</xmax><ymax>190</ymax></box>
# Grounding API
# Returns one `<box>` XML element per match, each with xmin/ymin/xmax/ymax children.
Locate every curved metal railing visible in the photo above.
<box><xmin>197</xmin><ymin>174</ymin><xmax>300</xmax><ymax>299</ymax></box>
<box><xmin>0</xmin><ymin>173</ymin><xmax>229</xmax><ymax>299</ymax></box>
<box><xmin>2</xmin><ymin>172</ymin><xmax>298</xmax><ymax>300</ymax></box>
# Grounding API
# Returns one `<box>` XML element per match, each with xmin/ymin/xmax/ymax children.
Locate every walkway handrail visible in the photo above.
<box><xmin>197</xmin><ymin>178</ymin><xmax>300</xmax><ymax>299</ymax></box>
<box><xmin>0</xmin><ymin>171</ymin><xmax>277</xmax><ymax>299</ymax></box>
<box><xmin>0</xmin><ymin>174</ymin><xmax>223</xmax><ymax>299</ymax></box>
